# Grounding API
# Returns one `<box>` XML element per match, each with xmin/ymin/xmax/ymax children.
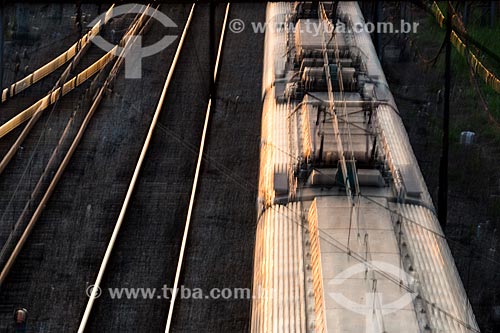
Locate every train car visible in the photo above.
<box><xmin>251</xmin><ymin>2</ymin><xmax>479</xmax><ymax>332</ymax></box>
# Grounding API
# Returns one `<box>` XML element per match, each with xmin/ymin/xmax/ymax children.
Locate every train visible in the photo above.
<box><xmin>251</xmin><ymin>2</ymin><xmax>479</xmax><ymax>332</ymax></box>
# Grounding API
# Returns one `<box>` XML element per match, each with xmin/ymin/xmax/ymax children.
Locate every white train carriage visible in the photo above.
<box><xmin>252</xmin><ymin>2</ymin><xmax>479</xmax><ymax>332</ymax></box>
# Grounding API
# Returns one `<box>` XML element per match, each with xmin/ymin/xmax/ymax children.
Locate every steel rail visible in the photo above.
<box><xmin>0</xmin><ymin>4</ymin><xmax>147</xmax><ymax>141</ymax></box>
<box><xmin>0</xmin><ymin>25</ymin><xmax>94</xmax><ymax>175</ymax></box>
<box><xmin>164</xmin><ymin>3</ymin><xmax>230</xmax><ymax>332</ymax></box>
<box><xmin>77</xmin><ymin>4</ymin><xmax>196</xmax><ymax>332</ymax></box>
<box><xmin>0</xmin><ymin>4</ymin><xmax>152</xmax><ymax>288</ymax></box>
<box><xmin>0</xmin><ymin>5</ymin><xmax>115</xmax><ymax>103</ymax></box>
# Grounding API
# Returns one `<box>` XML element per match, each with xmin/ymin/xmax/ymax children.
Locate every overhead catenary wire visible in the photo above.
<box><xmin>0</xmin><ymin>5</ymin><xmax>132</xmax><ymax>239</ymax></box>
<box><xmin>267</xmin><ymin>202</ymin><xmax>480</xmax><ymax>333</ymax></box>
<box><xmin>260</xmin><ymin>137</ymin><xmax>500</xmax><ymax>269</ymax></box>
<box><xmin>430</xmin><ymin>1</ymin><xmax>500</xmax><ymax>95</ymax></box>
<box><xmin>262</xmin><ymin>112</ymin><xmax>478</xmax><ymax>330</ymax></box>
<box><xmin>447</xmin><ymin>2</ymin><xmax>500</xmax><ymax>128</ymax></box>
<box><xmin>109</xmin><ymin>91</ymin><xmax>256</xmax><ymax>193</ymax></box>
<box><xmin>255</xmin><ymin>159</ymin><xmax>478</xmax><ymax>331</ymax></box>
<box><xmin>0</xmin><ymin>49</ymin><xmax>118</xmax><ymax>254</ymax></box>
<box><xmin>262</xmin><ymin>2</ymin><xmax>478</xmax><ymax>330</ymax></box>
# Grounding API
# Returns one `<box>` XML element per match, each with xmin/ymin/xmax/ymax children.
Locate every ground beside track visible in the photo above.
<box><xmin>168</xmin><ymin>3</ymin><xmax>265</xmax><ymax>332</ymax></box>
<box><xmin>0</xmin><ymin>3</ymin><xmax>265</xmax><ymax>332</ymax></box>
<box><xmin>0</xmin><ymin>4</ymin><xmax>189</xmax><ymax>332</ymax></box>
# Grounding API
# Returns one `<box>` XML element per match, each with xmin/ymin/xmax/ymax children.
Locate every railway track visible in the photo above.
<box><xmin>0</xmin><ymin>4</ymin><xmax>183</xmax><ymax>331</ymax></box>
<box><xmin>165</xmin><ymin>3</ymin><xmax>229</xmax><ymax>331</ymax></box>
<box><xmin>0</xmin><ymin>3</ymin><xmax>265</xmax><ymax>332</ymax></box>
<box><xmin>80</xmin><ymin>4</ymin><xmax>230</xmax><ymax>331</ymax></box>
<box><xmin>0</xmin><ymin>4</ymin><xmax>127</xmax><ymax>249</ymax></box>
<box><xmin>78</xmin><ymin>3</ymin><xmax>199</xmax><ymax>330</ymax></box>
<box><xmin>165</xmin><ymin>5</ymin><xmax>265</xmax><ymax>330</ymax></box>
<box><xmin>0</xmin><ymin>4</ymin><xmax>155</xmax><ymax>286</ymax></box>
